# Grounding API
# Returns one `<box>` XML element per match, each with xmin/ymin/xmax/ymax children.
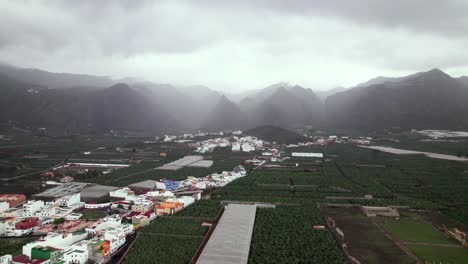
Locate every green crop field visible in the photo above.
<box><xmin>249</xmin><ymin>206</ymin><xmax>346</xmax><ymax>264</ymax></box>
<box><xmin>382</xmin><ymin>218</ymin><xmax>456</xmax><ymax>244</ymax></box>
<box><xmin>172</xmin><ymin>199</ymin><xmax>222</xmax><ymax>219</ymax></box>
<box><xmin>124</xmin><ymin>235</ymin><xmax>202</xmax><ymax>264</ymax></box>
<box><xmin>407</xmin><ymin>244</ymin><xmax>468</xmax><ymax>264</ymax></box>
<box><xmin>125</xmin><ymin>213</ymin><xmax>209</xmax><ymax>264</ymax></box>
<box><xmin>321</xmin><ymin>206</ymin><xmax>415</xmax><ymax>264</ymax></box>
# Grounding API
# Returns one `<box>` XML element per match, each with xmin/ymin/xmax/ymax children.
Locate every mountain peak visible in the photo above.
<box><xmin>108</xmin><ymin>83</ymin><xmax>130</xmax><ymax>91</ymax></box>
<box><xmin>424</xmin><ymin>68</ymin><xmax>451</xmax><ymax>78</ymax></box>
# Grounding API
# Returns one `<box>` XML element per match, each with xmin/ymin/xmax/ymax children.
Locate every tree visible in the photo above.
<box><xmin>53</xmin><ymin>218</ymin><xmax>65</xmax><ymax>225</ymax></box>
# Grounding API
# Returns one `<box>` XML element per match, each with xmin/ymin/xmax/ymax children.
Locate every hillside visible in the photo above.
<box><xmin>243</xmin><ymin>125</ymin><xmax>307</xmax><ymax>144</ymax></box>
<box><xmin>242</xmin><ymin>84</ymin><xmax>324</xmax><ymax>128</ymax></box>
<box><xmin>0</xmin><ymin>63</ymin><xmax>113</xmax><ymax>89</ymax></box>
<box><xmin>202</xmin><ymin>95</ymin><xmax>248</xmax><ymax>130</ymax></box>
<box><xmin>326</xmin><ymin>69</ymin><xmax>468</xmax><ymax>130</ymax></box>
<box><xmin>0</xmin><ymin>76</ymin><xmax>176</xmax><ymax>132</ymax></box>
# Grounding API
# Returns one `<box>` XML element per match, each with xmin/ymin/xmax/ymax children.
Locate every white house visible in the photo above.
<box><xmin>0</xmin><ymin>202</ymin><xmax>9</xmax><ymax>213</ymax></box>
<box><xmin>22</xmin><ymin>232</ymin><xmax>88</xmax><ymax>258</ymax></box>
<box><xmin>110</xmin><ymin>187</ymin><xmax>134</xmax><ymax>199</ymax></box>
<box><xmin>23</xmin><ymin>200</ymin><xmax>45</xmax><ymax>217</ymax></box>
<box><xmin>231</xmin><ymin>143</ymin><xmax>241</xmax><ymax>152</ymax></box>
<box><xmin>65</xmin><ymin>213</ymin><xmax>83</xmax><ymax>221</ymax></box>
<box><xmin>241</xmin><ymin>143</ymin><xmax>255</xmax><ymax>152</ymax></box>
<box><xmin>35</xmin><ymin>205</ymin><xmax>59</xmax><ymax>218</ymax></box>
<box><xmin>56</xmin><ymin>193</ymin><xmax>82</xmax><ymax>209</ymax></box>
<box><xmin>0</xmin><ymin>255</ymin><xmax>12</xmax><ymax>264</ymax></box>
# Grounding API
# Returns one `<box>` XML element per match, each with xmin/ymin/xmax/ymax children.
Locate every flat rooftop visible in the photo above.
<box><xmin>80</xmin><ymin>185</ymin><xmax>118</xmax><ymax>199</ymax></box>
<box><xmin>156</xmin><ymin>155</ymin><xmax>204</xmax><ymax>170</ymax></box>
<box><xmin>188</xmin><ymin>160</ymin><xmax>214</xmax><ymax>168</ymax></box>
<box><xmin>33</xmin><ymin>182</ymin><xmax>89</xmax><ymax>199</ymax></box>
<box><xmin>197</xmin><ymin>204</ymin><xmax>257</xmax><ymax>264</ymax></box>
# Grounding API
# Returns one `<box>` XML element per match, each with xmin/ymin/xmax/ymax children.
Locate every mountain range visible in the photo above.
<box><xmin>1</xmin><ymin>63</ymin><xmax>467</xmax><ymax>133</ymax></box>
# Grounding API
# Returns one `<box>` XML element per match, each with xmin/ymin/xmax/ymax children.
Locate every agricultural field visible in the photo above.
<box><xmin>320</xmin><ymin>206</ymin><xmax>415</xmax><ymax>264</ymax></box>
<box><xmin>375</xmin><ymin>214</ymin><xmax>468</xmax><ymax>263</ymax></box>
<box><xmin>124</xmin><ymin>235</ymin><xmax>202</xmax><ymax>264</ymax></box>
<box><xmin>172</xmin><ymin>199</ymin><xmax>222</xmax><ymax>219</ymax></box>
<box><xmin>249</xmin><ymin>206</ymin><xmax>346</xmax><ymax>264</ymax></box>
<box><xmin>0</xmin><ymin>237</ymin><xmax>37</xmax><ymax>256</ymax></box>
<box><xmin>406</xmin><ymin>244</ymin><xmax>468</xmax><ymax>264</ymax></box>
<box><xmin>125</xmin><ymin>210</ymin><xmax>210</xmax><ymax>263</ymax></box>
<box><xmin>381</xmin><ymin>218</ymin><xmax>456</xmax><ymax>244</ymax></box>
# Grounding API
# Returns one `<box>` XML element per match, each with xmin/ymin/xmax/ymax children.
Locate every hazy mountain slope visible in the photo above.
<box><xmin>0</xmin><ymin>63</ymin><xmax>113</xmax><ymax>89</ymax></box>
<box><xmin>87</xmin><ymin>83</ymin><xmax>176</xmax><ymax>132</ymax></box>
<box><xmin>246</xmin><ymin>85</ymin><xmax>324</xmax><ymax>128</ymax></box>
<box><xmin>130</xmin><ymin>82</ymin><xmax>221</xmax><ymax>130</ymax></box>
<box><xmin>0</xmin><ymin>76</ymin><xmax>176</xmax><ymax>132</ymax></box>
<box><xmin>202</xmin><ymin>95</ymin><xmax>248</xmax><ymax>130</ymax></box>
<box><xmin>243</xmin><ymin>125</ymin><xmax>307</xmax><ymax>144</ymax></box>
<box><xmin>326</xmin><ymin>69</ymin><xmax>468</xmax><ymax>130</ymax></box>
<box><xmin>316</xmin><ymin>86</ymin><xmax>346</xmax><ymax>100</ymax></box>
<box><xmin>457</xmin><ymin>76</ymin><xmax>468</xmax><ymax>87</ymax></box>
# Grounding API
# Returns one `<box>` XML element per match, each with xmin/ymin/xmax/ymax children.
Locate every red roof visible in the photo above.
<box><xmin>144</xmin><ymin>211</ymin><xmax>154</xmax><ymax>217</ymax></box>
<box><xmin>12</xmin><ymin>255</ymin><xmax>48</xmax><ymax>264</ymax></box>
<box><xmin>15</xmin><ymin>218</ymin><xmax>39</xmax><ymax>230</ymax></box>
<box><xmin>126</xmin><ymin>211</ymin><xmax>140</xmax><ymax>218</ymax></box>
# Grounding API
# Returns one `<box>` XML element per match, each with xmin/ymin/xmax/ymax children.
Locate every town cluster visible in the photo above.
<box><xmin>0</xmin><ymin>163</ymin><xmax>247</xmax><ymax>264</ymax></box>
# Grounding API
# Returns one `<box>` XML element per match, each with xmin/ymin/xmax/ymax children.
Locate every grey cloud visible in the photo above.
<box><xmin>199</xmin><ymin>0</ymin><xmax>468</xmax><ymax>36</ymax></box>
<box><xmin>0</xmin><ymin>0</ymin><xmax>467</xmax><ymax>92</ymax></box>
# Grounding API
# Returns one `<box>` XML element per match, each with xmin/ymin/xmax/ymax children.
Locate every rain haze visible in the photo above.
<box><xmin>1</xmin><ymin>0</ymin><xmax>468</xmax><ymax>92</ymax></box>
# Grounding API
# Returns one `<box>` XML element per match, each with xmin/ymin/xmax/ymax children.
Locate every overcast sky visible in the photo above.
<box><xmin>1</xmin><ymin>0</ymin><xmax>468</xmax><ymax>92</ymax></box>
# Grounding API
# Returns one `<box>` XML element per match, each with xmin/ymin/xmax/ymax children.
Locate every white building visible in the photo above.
<box><xmin>0</xmin><ymin>255</ymin><xmax>11</xmax><ymax>264</ymax></box>
<box><xmin>86</xmin><ymin>215</ymin><xmax>123</xmax><ymax>235</ymax></box>
<box><xmin>172</xmin><ymin>196</ymin><xmax>195</xmax><ymax>208</ymax></box>
<box><xmin>56</xmin><ymin>193</ymin><xmax>82</xmax><ymax>209</ymax></box>
<box><xmin>231</xmin><ymin>143</ymin><xmax>241</xmax><ymax>152</ymax></box>
<box><xmin>62</xmin><ymin>247</ymin><xmax>88</xmax><ymax>264</ymax></box>
<box><xmin>110</xmin><ymin>187</ymin><xmax>134</xmax><ymax>199</ymax></box>
<box><xmin>35</xmin><ymin>205</ymin><xmax>59</xmax><ymax>218</ymax></box>
<box><xmin>241</xmin><ymin>143</ymin><xmax>255</xmax><ymax>152</ymax></box>
<box><xmin>292</xmin><ymin>152</ymin><xmax>324</xmax><ymax>158</ymax></box>
<box><xmin>131</xmin><ymin>200</ymin><xmax>153</xmax><ymax>213</ymax></box>
<box><xmin>65</xmin><ymin>213</ymin><xmax>83</xmax><ymax>221</ymax></box>
<box><xmin>22</xmin><ymin>232</ymin><xmax>88</xmax><ymax>258</ymax></box>
<box><xmin>0</xmin><ymin>219</ymin><xmax>9</xmax><ymax>236</ymax></box>
<box><xmin>104</xmin><ymin>230</ymin><xmax>126</xmax><ymax>255</ymax></box>
<box><xmin>0</xmin><ymin>202</ymin><xmax>9</xmax><ymax>213</ymax></box>
<box><xmin>4</xmin><ymin>219</ymin><xmax>16</xmax><ymax>236</ymax></box>
<box><xmin>23</xmin><ymin>200</ymin><xmax>45</xmax><ymax>217</ymax></box>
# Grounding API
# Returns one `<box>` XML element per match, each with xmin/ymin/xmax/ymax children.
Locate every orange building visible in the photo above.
<box><xmin>155</xmin><ymin>202</ymin><xmax>183</xmax><ymax>215</ymax></box>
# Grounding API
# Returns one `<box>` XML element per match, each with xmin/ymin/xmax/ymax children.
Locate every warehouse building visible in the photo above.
<box><xmin>197</xmin><ymin>204</ymin><xmax>257</xmax><ymax>264</ymax></box>
<box><xmin>128</xmin><ymin>180</ymin><xmax>165</xmax><ymax>194</ymax></box>
<box><xmin>291</xmin><ymin>152</ymin><xmax>324</xmax><ymax>158</ymax></box>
